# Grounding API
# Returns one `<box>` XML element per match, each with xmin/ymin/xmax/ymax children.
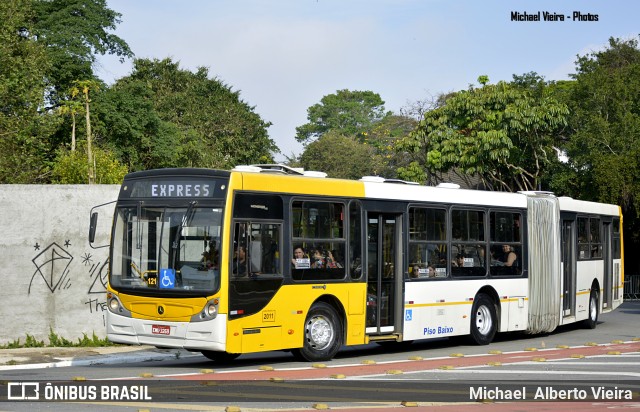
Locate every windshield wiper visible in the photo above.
<box><xmin>171</xmin><ymin>201</ymin><xmax>198</xmax><ymax>266</ymax></box>
<box><xmin>173</xmin><ymin>201</ymin><xmax>197</xmax><ymax>250</ymax></box>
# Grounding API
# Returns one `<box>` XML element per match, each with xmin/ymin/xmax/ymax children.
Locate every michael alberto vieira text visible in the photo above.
<box><xmin>511</xmin><ymin>11</ymin><xmax>599</xmax><ymax>21</ymax></box>
<box><xmin>470</xmin><ymin>386</ymin><xmax>633</xmax><ymax>401</ymax></box>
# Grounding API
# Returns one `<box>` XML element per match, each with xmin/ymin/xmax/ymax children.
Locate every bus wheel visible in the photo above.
<box><xmin>470</xmin><ymin>294</ymin><xmax>497</xmax><ymax>345</ymax></box>
<box><xmin>293</xmin><ymin>302</ymin><xmax>343</xmax><ymax>362</ymax></box>
<box><xmin>201</xmin><ymin>350</ymin><xmax>240</xmax><ymax>363</ymax></box>
<box><xmin>583</xmin><ymin>289</ymin><xmax>599</xmax><ymax>329</ymax></box>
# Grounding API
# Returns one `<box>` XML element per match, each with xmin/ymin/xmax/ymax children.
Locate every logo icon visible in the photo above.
<box><xmin>8</xmin><ymin>382</ymin><xmax>40</xmax><ymax>400</ymax></box>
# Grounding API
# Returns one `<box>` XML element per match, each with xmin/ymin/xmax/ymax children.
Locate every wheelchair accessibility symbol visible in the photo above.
<box><xmin>159</xmin><ymin>268</ymin><xmax>175</xmax><ymax>289</ymax></box>
<box><xmin>405</xmin><ymin>309</ymin><xmax>413</xmax><ymax>321</ymax></box>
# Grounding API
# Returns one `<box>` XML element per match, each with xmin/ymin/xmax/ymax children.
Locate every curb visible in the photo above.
<box><xmin>0</xmin><ymin>348</ymin><xmax>198</xmax><ymax>371</ymax></box>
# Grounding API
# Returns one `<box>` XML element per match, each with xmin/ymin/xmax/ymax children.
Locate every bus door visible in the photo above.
<box><xmin>561</xmin><ymin>215</ymin><xmax>577</xmax><ymax>317</ymax></box>
<box><xmin>602</xmin><ymin>221</ymin><xmax>613</xmax><ymax>310</ymax></box>
<box><xmin>365</xmin><ymin>212</ymin><xmax>403</xmax><ymax>335</ymax></box>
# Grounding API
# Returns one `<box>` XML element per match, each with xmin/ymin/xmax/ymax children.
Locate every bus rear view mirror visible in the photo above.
<box><xmin>89</xmin><ymin>212</ymin><xmax>98</xmax><ymax>244</ymax></box>
<box><xmin>88</xmin><ymin>200</ymin><xmax>116</xmax><ymax>249</ymax></box>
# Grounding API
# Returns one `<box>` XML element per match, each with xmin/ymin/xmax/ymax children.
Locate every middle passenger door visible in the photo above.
<box><xmin>365</xmin><ymin>212</ymin><xmax>403</xmax><ymax>335</ymax></box>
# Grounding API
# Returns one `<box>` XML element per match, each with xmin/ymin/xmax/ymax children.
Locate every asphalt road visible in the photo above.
<box><xmin>1</xmin><ymin>301</ymin><xmax>639</xmax><ymax>411</ymax></box>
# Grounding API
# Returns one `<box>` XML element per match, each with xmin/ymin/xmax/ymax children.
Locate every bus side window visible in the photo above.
<box><xmin>489</xmin><ymin>211</ymin><xmax>523</xmax><ymax>277</ymax></box>
<box><xmin>291</xmin><ymin>200</ymin><xmax>347</xmax><ymax>281</ymax></box>
<box><xmin>233</xmin><ymin>221</ymin><xmax>282</xmax><ymax>277</ymax></box>
<box><xmin>408</xmin><ymin>206</ymin><xmax>447</xmax><ymax>280</ymax></box>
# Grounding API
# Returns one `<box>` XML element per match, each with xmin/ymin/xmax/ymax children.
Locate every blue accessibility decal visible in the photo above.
<box><xmin>159</xmin><ymin>268</ymin><xmax>175</xmax><ymax>289</ymax></box>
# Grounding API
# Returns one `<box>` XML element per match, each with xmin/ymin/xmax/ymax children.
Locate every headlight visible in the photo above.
<box><xmin>191</xmin><ymin>299</ymin><xmax>219</xmax><ymax>322</ymax></box>
<box><xmin>206</xmin><ymin>304</ymin><xmax>217</xmax><ymax>317</ymax></box>
<box><xmin>109</xmin><ymin>298</ymin><xmax>120</xmax><ymax>312</ymax></box>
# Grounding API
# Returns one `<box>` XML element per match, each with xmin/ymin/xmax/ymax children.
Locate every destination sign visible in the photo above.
<box><xmin>123</xmin><ymin>178</ymin><xmax>227</xmax><ymax>199</ymax></box>
<box><xmin>151</xmin><ymin>183</ymin><xmax>210</xmax><ymax>197</ymax></box>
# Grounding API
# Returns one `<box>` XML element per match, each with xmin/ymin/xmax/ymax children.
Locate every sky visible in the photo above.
<box><xmin>96</xmin><ymin>0</ymin><xmax>640</xmax><ymax>162</ymax></box>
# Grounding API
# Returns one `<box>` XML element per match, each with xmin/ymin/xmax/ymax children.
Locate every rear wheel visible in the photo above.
<box><xmin>583</xmin><ymin>288</ymin><xmax>599</xmax><ymax>329</ymax></box>
<box><xmin>469</xmin><ymin>293</ymin><xmax>498</xmax><ymax>345</ymax></box>
<box><xmin>201</xmin><ymin>350</ymin><xmax>240</xmax><ymax>363</ymax></box>
<box><xmin>292</xmin><ymin>302</ymin><xmax>343</xmax><ymax>362</ymax></box>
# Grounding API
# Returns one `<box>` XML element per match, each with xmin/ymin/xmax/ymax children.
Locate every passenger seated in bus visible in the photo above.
<box><xmin>499</xmin><ymin>245</ymin><xmax>517</xmax><ymax>267</ymax></box>
<box><xmin>311</xmin><ymin>248</ymin><xmax>326</xmax><ymax>269</ymax></box>
<box><xmin>326</xmin><ymin>250</ymin><xmax>343</xmax><ymax>268</ymax></box>
<box><xmin>411</xmin><ymin>264</ymin><xmax>434</xmax><ymax>278</ymax></box>
<box><xmin>200</xmin><ymin>241</ymin><xmax>219</xmax><ymax>270</ymax></box>
<box><xmin>291</xmin><ymin>246</ymin><xmax>310</xmax><ymax>269</ymax></box>
<box><xmin>232</xmin><ymin>245</ymin><xmax>248</xmax><ymax>276</ymax></box>
<box><xmin>453</xmin><ymin>253</ymin><xmax>466</xmax><ymax>267</ymax></box>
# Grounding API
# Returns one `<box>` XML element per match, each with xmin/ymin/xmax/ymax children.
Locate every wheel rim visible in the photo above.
<box><xmin>475</xmin><ymin>305</ymin><xmax>493</xmax><ymax>336</ymax></box>
<box><xmin>589</xmin><ymin>294</ymin><xmax>598</xmax><ymax>321</ymax></box>
<box><xmin>306</xmin><ymin>315</ymin><xmax>334</xmax><ymax>350</ymax></box>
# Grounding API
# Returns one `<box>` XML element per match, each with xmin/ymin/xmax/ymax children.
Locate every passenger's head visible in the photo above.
<box><xmin>293</xmin><ymin>246</ymin><xmax>305</xmax><ymax>259</ymax></box>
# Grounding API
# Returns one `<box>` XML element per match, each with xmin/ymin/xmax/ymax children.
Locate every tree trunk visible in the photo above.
<box><xmin>84</xmin><ymin>88</ymin><xmax>94</xmax><ymax>184</ymax></box>
<box><xmin>71</xmin><ymin>112</ymin><xmax>76</xmax><ymax>151</ymax></box>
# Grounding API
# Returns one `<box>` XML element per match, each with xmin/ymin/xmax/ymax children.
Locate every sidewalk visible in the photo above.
<box><xmin>0</xmin><ymin>345</ymin><xmax>187</xmax><ymax>370</ymax></box>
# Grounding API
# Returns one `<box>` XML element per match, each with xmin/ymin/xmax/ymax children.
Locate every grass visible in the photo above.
<box><xmin>0</xmin><ymin>328</ymin><xmax>117</xmax><ymax>349</ymax></box>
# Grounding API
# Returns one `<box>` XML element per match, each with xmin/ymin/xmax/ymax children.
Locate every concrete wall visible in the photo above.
<box><xmin>0</xmin><ymin>185</ymin><xmax>120</xmax><ymax>345</ymax></box>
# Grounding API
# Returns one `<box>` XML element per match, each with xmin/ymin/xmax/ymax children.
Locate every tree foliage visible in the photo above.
<box><xmin>553</xmin><ymin>37</ymin><xmax>640</xmax><ymax>213</ymax></box>
<box><xmin>0</xmin><ymin>0</ymin><xmax>60</xmax><ymax>183</ymax></box>
<box><xmin>30</xmin><ymin>0</ymin><xmax>133</xmax><ymax>106</ymax></box>
<box><xmin>362</xmin><ymin>114</ymin><xmax>417</xmax><ymax>179</ymax></box>
<box><xmin>51</xmin><ymin>144</ymin><xmax>127</xmax><ymax>184</ymax></box>
<box><xmin>298</xmin><ymin>131</ymin><xmax>382</xmax><ymax>180</ymax></box>
<box><xmin>397</xmin><ymin>77</ymin><xmax>569</xmax><ymax>190</ymax></box>
<box><xmin>94</xmin><ymin>58</ymin><xmax>277</xmax><ymax>171</ymax></box>
<box><xmin>295</xmin><ymin>89</ymin><xmax>388</xmax><ymax>144</ymax></box>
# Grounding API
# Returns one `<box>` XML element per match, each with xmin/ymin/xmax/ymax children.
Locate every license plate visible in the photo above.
<box><xmin>151</xmin><ymin>324</ymin><xmax>171</xmax><ymax>335</ymax></box>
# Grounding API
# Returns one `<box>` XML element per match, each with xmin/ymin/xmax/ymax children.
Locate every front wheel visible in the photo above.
<box><xmin>583</xmin><ymin>288</ymin><xmax>599</xmax><ymax>329</ymax></box>
<box><xmin>469</xmin><ymin>293</ymin><xmax>498</xmax><ymax>345</ymax></box>
<box><xmin>292</xmin><ymin>302</ymin><xmax>343</xmax><ymax>362</ymax></box>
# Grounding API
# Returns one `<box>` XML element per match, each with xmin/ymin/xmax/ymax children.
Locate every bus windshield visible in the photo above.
<box><xmin>110</xmin><ymin>204</ymin><xmax>224</xmax><ymax>294</ymax></box>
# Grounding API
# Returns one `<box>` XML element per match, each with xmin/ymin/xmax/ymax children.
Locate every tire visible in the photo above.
<box><xmin>583</xmin><ymin>288</ymin><xmax>599</xmax><ymax>329</ymax></box>
<box><xmin>201</xmin><ymin>350</ymin><xmax>240</xmax><ymax>363</ymax></box>
<box><xmin>469</xmin><ymin>293</ymin><xmax>498</xmax><ymax>345</ymax></box>
<box><xmin>292</xmin><ymin>302</ymin><xmax>343</xmax><ymax>362</ymax></box>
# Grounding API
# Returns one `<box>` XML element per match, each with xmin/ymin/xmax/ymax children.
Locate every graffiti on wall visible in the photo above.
<box><xmin>29</xmin><ymin>239</ymin><xmax>109</xmax><ymax>319</ymax></box>
<box><xmin>29</xmin><ymin>241</ymin><xmax>73</xmax><ymax>294</ymax></box>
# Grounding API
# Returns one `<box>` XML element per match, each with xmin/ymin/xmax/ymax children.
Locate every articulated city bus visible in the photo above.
<box><xmin>96</xmin><ymin>165</ymin><xmax>623</xmax><ymax>362</ymax></box>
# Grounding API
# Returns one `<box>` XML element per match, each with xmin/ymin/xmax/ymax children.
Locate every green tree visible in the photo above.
<box><xmin>363</xmin><ymin>114</ymin><xmax>418</xmax><ymax>179</ymax></box>
<box><xmin>397</xmin><ymin>77</ymin><xmax>569</xmax><ymax>191</ymax></box>
<box><xmin>73</xmin><ymin>79</ymin><xmax>102</xmax><ymax>183</ymax></box>
<box><xmin>551</xmin><ymin>37</ymin><xmax>640</xmax><ymax>276</ymax></box>
<box><xmin>30</xmin><ymin>0</ymin><xmax>132</xmax><ymax>106</ymax></box>
<box><xmin>0</xmin><ymin>0</ymin><xmax>59</xmax><ymax>183</ymax></box>
<box><xmin>93</xmin><ymin>79</ymin><xmax>185</xmax><ymax>170</ymax></box>
<box><xmin>298</xmin><ymin>131</ymin><xmax>382</xmax><ymax>180</ymax></box>
<box><xmin>295</xmin><ymin>89</ymin><xmax>388</xmax><ymax>144</ymax></box>
<box><xmin>95</xmin><ymin>58</ymin><xmax>277</xmax><ymax>170</ymax></box>
<box><xmin>554</xmin><ymin>37</ymin><xmax>640</xmax><ymax>211</ymax></box>
<box><xmin>57</xmin><ymin>97</ymin><xmax>82</xmax><ymax>151</ymax></box>
<box><xmin>51</xmin><ymin>144</ymin><xmax>127</xmax><ymax>184</ymax></box>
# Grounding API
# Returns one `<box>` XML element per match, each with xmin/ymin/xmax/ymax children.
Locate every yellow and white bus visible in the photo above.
<box><xmin>98</xmin><ymin>164</ymin><xmax>624</xmax><ymax>362</ymax></box>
